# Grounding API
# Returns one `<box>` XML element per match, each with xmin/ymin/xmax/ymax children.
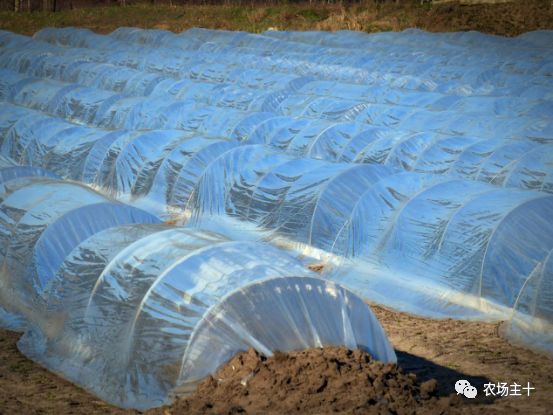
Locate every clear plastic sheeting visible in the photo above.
<box><xmin>2</xmin><ymin>32</ymin><xmax>553</xmax><ymax>145</ymax></box>
<box><xmin>0</xmin><ymin>102</ymin><xmax>552</xmax><ymax>199</ymax></box>
<box><xmin>501</xmin><ymin>248</ymin><xmax>553</xmax><ymax>356</ymax></box>
<box><xmin>0</xmin><ymin>168</ymin><xmax>396</xmax><ymax>409</ymax></box>
<box><xmin>326</xmin><ymin>181</ymin><xmax>553</xmax><ymax>321</ymax></box>
<box><xmin>19</xmin><ymin>225</ymin><xmax>395</xmax><ymax>409</ymax></box>
<box><xmin>33</xmin><ymin>27</ymin><xmax>553</xmax><ymax>96</ymax></box>
<box><xmin>0</xmin><ymin>37</ymin><xmax>552</xmax><ymax>192</ymax></box>
<box><xmin>0</xmin><ymin>154</ymin><xmax>15</xmax><ymax>167</ymax></box>
<box><xmin>0</xmin><ymin>104</ymin><xmax>243</xmax><ymax>217</ymax></box>
<box><xmin>31</xmin><ymin>28</ymin><xmax>553</xmax><ymax>102</ymax></box>
<box><xmin>0</xmin><ymin>55</ymin><xmax>551</xmax><ymax>145</ymax></box>
<box><xmin>246</xmin><ymin>118</ymin><xmax>553</xmax><ymax>193</ymax></box>
<box><xmin>0</xmin><ymin>68</ymin><xmax>263</xmax><ymax>133</ymax></box>
<box><xmin>0</xmin><ymin>27</ymin><xmax>552</xmax><ymax>359</ymax></box>
<box><xmin>0</xmin><ymin>172</ymin><xmax>160</xmax><ymax>327</ymax></box>
<box><xmin>188</xmin><ymin>147</ymin><xmax>553</xmax><ymax>320</ymax></box>
<box><xmin>0</xmin><ymin>103</ymin><xmax>552</xmax><ymax>356</ymax></box>
<box><xmin>0</xmin><ymin>164</ymin><xmax>59</xmax><ymax>194</ymax></box>
<box><xmin>4</xmin><ymin>29</ymin><xmax>553</xmax><ymax>127</ymax></box>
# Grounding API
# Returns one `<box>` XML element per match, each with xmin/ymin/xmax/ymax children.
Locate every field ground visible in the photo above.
<box><xmin>0</xmin><ymin>0</ymin><xmax>553</xmax><ymax>36</ymax></box>
<box><xmin>1</xmin><ymin>305</ymin><xmax>552</xmax><ymax>414</ymax></box>
<box><xmin>0</xmin><ymin>1</ymin><xmax>552</xmax><ymax>414</ymax></box>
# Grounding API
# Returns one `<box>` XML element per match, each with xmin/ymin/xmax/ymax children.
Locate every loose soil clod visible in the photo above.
<box><xmin>160</xmin><ymin>347</ymin><xmax>459</xmax><ymax>415</ymax></box>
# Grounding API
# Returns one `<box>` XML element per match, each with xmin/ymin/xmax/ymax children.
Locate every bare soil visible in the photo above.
<box><xmin>372</xmin><ymin>305</ymin><xmax>553</xmax><ymax>415</ymax></box>
<box><xmin>1</xmin><ymin>305</ymin><xmax>552</xmax><ymax>414</ymax></box>
<box><xmin>153</xmin><ymin>346</ymin><xmax>457</xmax><ymax>415</ymax></box>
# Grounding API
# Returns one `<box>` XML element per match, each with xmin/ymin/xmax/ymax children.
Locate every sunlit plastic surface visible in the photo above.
<box><xmin>0</xmin><ymin>170</ymin><xmax>396</xmax><ymax>409</ymax></box>
<box><xmin>0</xmin><ymin>172</ymin><xmax>160</xmax><ymax>325</ymax></box>
<box><xmin>0</xmin><ymin>27</ymin><xmax>552</xmax><ymax>191</ymax></box>
<box><xmin>0</xmin><ymin>27</ymin><xmax>552</xmax><ymax>358</ymax></box>
<box><xmin>19</xmin><ymin>225</ymin><xmax>395</xmax><ymax>409</ymax></box>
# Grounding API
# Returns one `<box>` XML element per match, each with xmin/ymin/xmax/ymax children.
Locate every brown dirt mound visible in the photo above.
<box><xmin>158</xmin><ymin>347</ymin><xmax>460</xmax><ymax>415</ymax></box>
<box><xmin>2</xmin><ymin>304</ymin><xmax>552</xmax><ymax>414</ymax></box>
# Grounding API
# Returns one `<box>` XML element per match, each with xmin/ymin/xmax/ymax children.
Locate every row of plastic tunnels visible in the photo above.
<box><xmin>0</xmin><ymin>26</ymin><xmax>552</xmax><ymax>409</ymax></box>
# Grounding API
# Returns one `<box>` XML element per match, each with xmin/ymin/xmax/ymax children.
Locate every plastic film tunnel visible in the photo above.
<box><xmin>1</xmin><ymin>110</ymin><xmax>548</xmax><ymax>357</ymax></box>
<box><xmin>0</xmin><ymin>97</ymin><xmax>552</xmax><ymax>195</ymax></box>
<box><xmin>0</xmin><ymin>48</ymin><xmax>551</xmax><ymax>144</ymax></box>
<box><xmin>0</xmin><ymin>108</ymin><xmax>552</xmax><ymax>356</ymax></box>
<box><xmin>0</xmin><ymin>31</ymin><xmax>551</xmax><ymax>190</ymax></box>
<box><xmin>0</xmin><ymin>166</ymin><xmax>396</xmax><ymax>409</ymax></box>
<box><xmin>188</xmin><ymin>144</ymin><xmax>553</xmax><ymax>320</ymax></box>
<box><xmin>0</xmin><ymin>27</ymin><xmax>552</xmax><ymax>376</ymax></box>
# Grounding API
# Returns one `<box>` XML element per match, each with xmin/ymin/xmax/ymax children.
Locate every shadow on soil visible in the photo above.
<box><xmin>396</xmin><ymin>349</ymin><xmax>496</xmax><ymax>405</ymax></box>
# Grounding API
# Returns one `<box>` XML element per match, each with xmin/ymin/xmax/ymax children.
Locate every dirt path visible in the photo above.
<box><xmin>1</xmin><ymin>304</ymin><xmax>551</xmax><ymax>414</ymax></box>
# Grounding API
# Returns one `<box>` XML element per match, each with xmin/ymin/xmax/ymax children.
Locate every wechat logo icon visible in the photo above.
<box><xmin>455</xmin><ymin>379</ymin><xmax>478</xmax><ymax>399</ymax></box>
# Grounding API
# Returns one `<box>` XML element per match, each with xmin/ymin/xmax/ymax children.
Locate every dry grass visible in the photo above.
<box><xmin>0</xmin><ymin>0</ymin><xmax>552</xmax><ymax>36</ymax></box>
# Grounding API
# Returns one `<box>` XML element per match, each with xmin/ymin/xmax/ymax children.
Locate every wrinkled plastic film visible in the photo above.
<box><xmin>0</xmin><ymin>169</ymin><xmax>396</xmax><ymax>410</ymax></box>
<box><xmin>0</xmin><ymin>27</ymin><xmax>551</xmax><ymax>360</ymax></box>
